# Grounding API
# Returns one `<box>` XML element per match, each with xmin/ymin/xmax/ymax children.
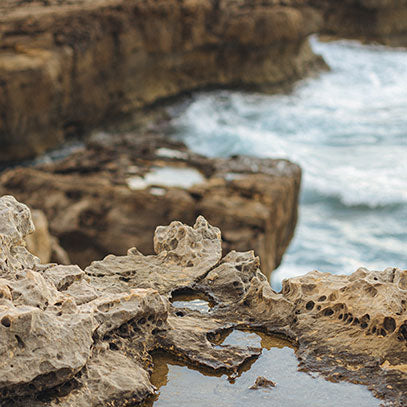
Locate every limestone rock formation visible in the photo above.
<box><xmin>25</xmin><ymin>210</ymin><xmax>70</xmax><ymax>265</ymax></box>
<box><xmin>0</xmin><ymin>133</ymin><xmax>301</xmax><ymax>277</ymax></box>
<box><xmin>1</xmin><ymin>0</ymin><xmax>406</xmax><ymax>162</ymax></box>
<box><xmin>0</xmin><ymin>0</ymin><xmax>326</xmax><ymax>162</ymax></box>
<box><xmin>0</xmin><ymin>195</ymin><xmax>407</xmax><ymax>406</ymax></box>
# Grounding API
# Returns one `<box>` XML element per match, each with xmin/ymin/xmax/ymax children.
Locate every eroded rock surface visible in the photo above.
<box><xmin>25</xmin><ymin>209</ymin><xmax>70</xmax><ymax>265</ymax></box>
<box><xmin>0</xmin><ymin>133</ymin><xmax>301</xmax><ymax>277</ymax></box>
<box><xmin>1</xmin><ymin>195</ymin><xmax>407</xmax><ymax>406</ymax></box>
<box><xmin>0</xmin><ymin>0</ymin><xmax>326</xmax><ymax>162</ymax></box>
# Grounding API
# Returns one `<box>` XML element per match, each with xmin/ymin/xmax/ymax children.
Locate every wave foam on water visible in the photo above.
<box><xmin>165</xmin><ymin>36</ymin><xmax>407</xmax><ymax>284</ymax></box>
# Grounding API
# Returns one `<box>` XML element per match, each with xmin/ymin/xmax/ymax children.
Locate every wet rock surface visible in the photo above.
<box><xmin>0</xmin><ymin>195</ymin><xmax>406</xmax><ymax>406</ymax></box>
<box><xmin>0</xmin><ymin>133</ymin><xmax>301</xmax><ymax>278</ymax></box>
<box><xmin>250</xmin><ymin>376</ymin><xmax>276</xmax><ymax>390</ymax></box>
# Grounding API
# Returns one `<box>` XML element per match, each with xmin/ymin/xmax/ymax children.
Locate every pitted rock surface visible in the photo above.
<box><xmin>1</xmin><ymin>195</ymin><xmax>407</xmax><ymax>406</ymax></box>
<box><xmin>0</xmin><ymin>133</ymin><xmax>301</xmax><ymax>278</ymax></box>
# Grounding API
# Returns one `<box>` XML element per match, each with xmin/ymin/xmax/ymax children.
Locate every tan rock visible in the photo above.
<box><xmin>25</xmin><ymin>209</ymin><xmax>70</xmax><ymax>265</ymax></box>
<box><xmin>0</xmin><ymin>0</ymin><xmax>326</xmax><ymax>162</ymax></box>
<box><xmin>25</xmin><ymin>210</ymin><xmax>52</xmax><ymax>264</ymax></box>
<box><xmin>1</xmin><ymin>195</ymin><xmax>407</xmax><ymax>406</ymax></box>
<box><xmin>0</xmin><ymin>134</ymin><xmax>301</xmax><ymax>277</ymax></box>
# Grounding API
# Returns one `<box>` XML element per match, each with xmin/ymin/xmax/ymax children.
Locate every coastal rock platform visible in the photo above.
<box><xmin>0</xmin><ymin>132</ymin><xmax>301</xmax><ymax>278</ymax></box>
<box><xmin>0</xmin><ymin>195</ymin><xmax>406</xmax><ymax>406</ymax></box>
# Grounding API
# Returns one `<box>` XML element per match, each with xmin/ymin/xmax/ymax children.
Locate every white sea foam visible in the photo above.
<box><xmin>166</xmin><ymin>37</ymin><xmax>407</xmax><ymax>283</ymax></box>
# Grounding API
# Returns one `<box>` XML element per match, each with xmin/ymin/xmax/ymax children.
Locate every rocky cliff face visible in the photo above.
<box><xmin>0</xmin><ymin>133</ymin><xmax>301</xmax><ymax>277</ymax></box>
<box><xmin>1</xmin><ymin>195</ymin><xmax>407</xmax><ymax>406</ymax></box>
<box><xmin>0</xmin><ymin>0</ymin><xmax>325</xmax><ymax>162</ymax></box>
<box><xmin>1</xmin><ymin>0</ymin><xmax>406</xmax><ymax>162</ymax></box>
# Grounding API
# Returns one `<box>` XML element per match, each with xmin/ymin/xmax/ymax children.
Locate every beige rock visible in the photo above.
<box><xmin>0</xmin><ymin>134</ymin><xmax>301</xmax><ymax>278</ymax></box>
<box><xmin>25</xmin><ymin>210</ymin><xmax>51</xmax><ymax>264</ymax></box>
<box><xmin>25</xmin><ymin>209</ymin><xmax>71</xmax><ymax>265</ymax></box>
<box><xmin>316</xmin><ymin>0</ymin><xmax>407</xmax><ymax>45</ymax></box>
<box><xmin>1</xmin><ymin>195</ymin><xmax>407</xmax><ymax>406</ymax></box>
<box><xmin>0</xmin><ymin>0</ymin><xmax>326</xmax><ymax>162</ymax></box>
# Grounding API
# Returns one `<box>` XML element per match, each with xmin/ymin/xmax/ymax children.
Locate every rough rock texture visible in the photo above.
<box><xmin>250</xmin><ymin>376</ymin><xmax>276</xmax><ymax>390</ymax></box>
<box><xmin>25</xmin><ymin>210</ymin><xmax>70</xmax><ymax>265</ymax></box>
<box><xmin>0</xmin><ymin>133</ymin><xmax>301</xmax><ymax>277</ymax></box>
<box><xmin>1</xmin><ymin>195</ymin><xmax>407</xmax><ymax>406</ymax></box>
<box><xmin>0</xmin><ymin>0</ymin><xmax>326</xmax><ymax>162</ymax></box>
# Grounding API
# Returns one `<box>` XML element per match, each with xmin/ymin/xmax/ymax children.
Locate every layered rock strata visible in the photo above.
<box><xmin>1</xmin><ymin>195</ymin><xmax>407</xmax><ymax>406</ymax></box>
<box><xmin>0</xmin><ymin>0</ymin><xmax>325</xmax><ymax>162</ymax></box>
<box><xmin>0</xmin><ymin>133</ymin><xmax>301</xmax><ymax>277</ymax></box>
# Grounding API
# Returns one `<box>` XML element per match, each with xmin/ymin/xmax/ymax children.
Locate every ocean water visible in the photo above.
<box><xmin>165</xmin><ymin>37</ymin><xmax>407</xmax><ymax>290</ymax></box>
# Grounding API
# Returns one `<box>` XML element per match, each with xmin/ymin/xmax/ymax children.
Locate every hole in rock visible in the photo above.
<box><xmin>1</xmin><ymin>316</ymin><xmax>11</xmax><ymax>327</ymax></box>
<box><xmin>142</xmin><ymin>330</ymin><xmax>380</xmax><ymax>407</ymax></box>
<box><xmin>383</xmin><ymin>317</ymin><xmax>396</xmax><ymax>333</ymax></box>
<box><xmin>109</xmin><ymin>342</ymin><xmax>119</xmax><ymax>351</ymax></box>
<box><xmin>15</xmin><ymin>335</ymin><xmax>25</xmax><ymax>349</ymax></box>
<box><xmin>171</xmin><ymin>291</ymin><xmax>215</xmax><ymax>313</ymax></box>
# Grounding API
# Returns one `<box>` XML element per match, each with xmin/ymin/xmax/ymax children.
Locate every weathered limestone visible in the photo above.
<box><xmin>0</xmin><ymin>0</ymin><xmax>326</xmax><ymax>162</ymax></box>
<box><xmin>0</xmin><ymin>133</ymin><xmax>301</xmax><ymax>277</ymax></box>
<box><xmin>1</xmin><ymin>0</ymin><xmax>407</xmax><ymax>162</ymax></box>
<box><xmin>25</xmin><ymin>210</ymin><xmax>70</xmax><ymax>265</ymax></box>
<box><xmin>1</xmin><ymin>195</ymin><xmax>407</xmax><ymax>406</ymax></box>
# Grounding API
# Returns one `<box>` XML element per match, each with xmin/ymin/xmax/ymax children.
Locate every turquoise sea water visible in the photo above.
<box><xmin>165</xmin><ymin>37</ymin><xmax>407</xmax><ymax>290</ymax></box>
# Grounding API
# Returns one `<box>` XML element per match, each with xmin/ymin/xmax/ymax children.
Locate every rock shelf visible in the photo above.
<box><xmin>0</xmin><ymin>195</ymin><xmax>406</xmax><ymax>406</ymax></box>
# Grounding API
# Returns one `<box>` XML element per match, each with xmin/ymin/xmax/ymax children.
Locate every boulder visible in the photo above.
<box><xmin>0</xmin><ymin>133</ymin><xmax>301</xmax><ymax>277</ymax></box>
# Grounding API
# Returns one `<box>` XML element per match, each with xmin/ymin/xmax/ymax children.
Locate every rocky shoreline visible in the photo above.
<box><xmin>0</xmin><ymin>0</ymin><xmax>326</xmax><ymax>162</ymax></box>
<box><xmin>2</xmin><ymin>0</ymin><xmax>407</xmax><ymax>163</ymax></box>
<box><xmin>1</xmin><ymin>195</ymin><xmax>407</xmax><ymax>406</ymax></box>
<box><xmin>0</xmin><ymin>132</ymin><xmax>301</xmax><ymax>278</ymax></box>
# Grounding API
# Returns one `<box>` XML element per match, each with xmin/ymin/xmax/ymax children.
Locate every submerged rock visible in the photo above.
<box><xmin>0</xmin><ymin>195</ymin><xmax>406</xmax><ymax>406</ymax></box>
<box><xmin>250</xmin><ymin>376</ymin><xmax>277</xmax><ymax>390</ymax></box>
<box><xmin>0</xmin><ymin>133</ymin><xmax>301</xmax><ymax>278</ymax></box>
